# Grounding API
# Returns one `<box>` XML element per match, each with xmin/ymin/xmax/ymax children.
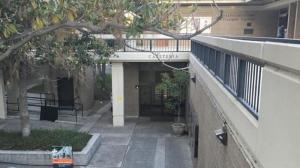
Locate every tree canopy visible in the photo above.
<box><xmin>0</xmin><ymin>0</ymin><xmax>222</xmax><ymax>137</ymax></box>
<box><xmin>0</xmin><ymin>0</ymin><xmax>223</xmax><ymax>62</ymax></box>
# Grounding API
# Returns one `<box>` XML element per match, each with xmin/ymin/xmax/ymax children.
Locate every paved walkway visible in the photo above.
<box><xmin>86</xmin><ymin>112</ymin><xmax>193</xmax><ymax>168</ymax></box>
<box><xmin>0</xmin><ymin>107</ymin><xmax>193</xmax><ymax>168</ymax></box>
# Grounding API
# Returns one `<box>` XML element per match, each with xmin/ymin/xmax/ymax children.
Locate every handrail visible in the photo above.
<box><xmin>5</xmin><ymin>93</ymin><xmax>83</xmax><ymax>122</ymax></box>
<box><xmin>191</xmin><ymin>40</ymin><xmax>263</xmax><ymax>119</ymax></box>
<box><xmin>105</xmin><ymin>39</ymin><xmax>191</xmax><ymax>52</ymax></box>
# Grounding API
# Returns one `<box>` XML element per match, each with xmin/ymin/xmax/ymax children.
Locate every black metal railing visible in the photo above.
<box><xmin>5</xmin><ymin>93</ymin><xmax>83</xmax><ymax>122</ymax></box>
<box><xmin>191</xmin><ymin>40</ymin><xmax>263</xmax><ymax>119</ymax></box>
<box><xmin>105</xmin><ymin>39</ymin><xmax>191</xmax><ymax>52</ymax></box>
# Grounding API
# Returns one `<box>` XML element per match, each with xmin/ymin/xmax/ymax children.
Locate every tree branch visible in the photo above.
<box><xmin>147</xmin><ymin>0</ymin><xmax>223</xmax><ymax>39</ymax></box>
<box><xmin>0</xmin><ymin>0</ymin><xmax>223</xmax><ymax>61</ymax></box>
<box><xmin>0</xmin><ymin>21</ymin><xmax>127</xmax><ymax>62</ymax></box>
<box><xmin>148</xmin><ymin>9</ymin><xmax>223</xmax><ymax>39</ymax></box>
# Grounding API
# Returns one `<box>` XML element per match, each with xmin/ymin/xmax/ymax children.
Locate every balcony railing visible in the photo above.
<box><xmin>191</xmin><ymin>40</ymin><xmax>263</xmax><ymax>119</ymax></box>
<box><xmin>106</xmin><ymin>39</ymin><xmax>191</xmax><ymax>52</ymax></box>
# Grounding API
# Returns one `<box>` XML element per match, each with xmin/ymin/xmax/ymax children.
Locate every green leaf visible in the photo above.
<box><xmin>31</xmin><ymin>0</ymin><xmax>38</xmax><ymax>9</ymax></box>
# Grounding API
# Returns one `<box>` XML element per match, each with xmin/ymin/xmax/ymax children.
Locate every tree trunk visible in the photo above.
<box><xmin>19</xmin><ymin>60</ymin><xmax>31</xmax><ymax>137</ymax></box>
<box><xmin>101</xmin><ymin>63</ymin><xmax>106</xmax><ymax>78</ymax></box>
<box><xmin>45</xmin><ymin>65</ymin><xmax>57</xmax><ymax>102</ymax></box>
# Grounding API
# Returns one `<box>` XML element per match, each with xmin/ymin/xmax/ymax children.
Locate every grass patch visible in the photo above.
<box><xmin>0</xmin><ymin>129</ymin><xmax>92</xmax><ymax>151</ymax></box>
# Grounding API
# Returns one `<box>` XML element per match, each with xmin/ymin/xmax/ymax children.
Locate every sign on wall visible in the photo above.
<box><xmin>180</xmin><ymin>17</ymin><xmax>212</xmax><ymax>34</ymax></box>
<box><xmin>148</xmin><ymin>54</ymin><xmax>179</xmax><ymax>60</ymax></box>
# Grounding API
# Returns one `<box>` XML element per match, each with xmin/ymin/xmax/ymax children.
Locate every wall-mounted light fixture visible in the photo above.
<box><xmin>191</xmin><ymin>74</ymin><xmax>196</xmax><ymax>83</ymax></box>
<box><xmin>214</xmin><ymin>122</ymin><xmax>227</xmax><ymax>146</ymax></box>
<box><xmin>135</xmin><ymin>85</ymin><xmax>139</xmax><ymax>89</ymax></box>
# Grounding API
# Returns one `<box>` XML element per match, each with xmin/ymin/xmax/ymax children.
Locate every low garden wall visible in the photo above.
<box><xmin>0</xmin><ymin>133</ymin><xmax>101</xmax><ymax>166</ymax></box>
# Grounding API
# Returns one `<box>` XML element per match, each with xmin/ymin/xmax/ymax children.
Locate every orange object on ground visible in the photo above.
<box><xmin>52</xmin><ymin>158</ymin><xmax>74</xmax><ymax>164</ymax></box>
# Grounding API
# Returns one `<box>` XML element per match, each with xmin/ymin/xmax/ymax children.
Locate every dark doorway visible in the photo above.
<box><xmin>139</xmin><ymin>71</ymin><xmax>166</xmax><ymax>117</ymax></box>
<box><xmin>138</xmin><ymin>63</ymin><xmax>188</xmax><ymax>120</ymax></box>
<box><xmin>194</xmin><ymin>125</ymin><xmax>199</xmax><ymax>158</ymax></box>
<box><xmin>57</xmin><ymin>77</ymin><xmax>74</xmax><ymax>107</ymax></box>
<box><xmin>139</xmin><ymin>70</ymin><xmax>181</xmax><ymax>121</ymax></box>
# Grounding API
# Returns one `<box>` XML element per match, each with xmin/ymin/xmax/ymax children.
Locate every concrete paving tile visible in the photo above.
<box><xmin>88</xmin><ymin>144</ymin><xmax>127</xmax><ymax>168</ymax></box>
<box><xmin>129</xmin><ymin>136</ymin><xmax>158</xmax><ymax>150</ymax></box>
<box><xmin>122</xmin><ymin>136</ymin><xmax>157</xmax><ymax>166</ymax></box>
<box><xmin>96</xmin><ymin>123</ymin><xmax>136</xmax><ymax>135</ymax></box>
<box><xmin>101</xmin><ymin>134</ymin><xmax>131</xmax><ymax>145</ymax></box>
<box><xmin>133</xmin><ymin>122</ymin><xmax>173</xmax><ymax>135</ymax></box>
<box><xmin>165</xmin><ymin>137</ymin><xmax>193</xmax><ymax>168</ymax></box>
<box><xmin>122</xmin><ymin>160</ymin><xmax>154</xmax><ymax>168</ymax></box>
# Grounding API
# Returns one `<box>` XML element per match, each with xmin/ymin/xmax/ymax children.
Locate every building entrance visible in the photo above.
<box><xmin>57</xmin><ymin>77</ymin><xmax>74</xmax><ymax>108</ymax></box>
<box><xmin>137</xmin><ymin>63</ymin><xmax>188</xmax><ymax>120</ymax></box>
<box><xmin>139</xmin><ymin>71</ymin><xmax>168</xmax><ymax>117</ymax></box>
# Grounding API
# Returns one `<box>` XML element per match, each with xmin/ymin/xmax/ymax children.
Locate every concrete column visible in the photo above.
<box><xmin>294</xmin><ymin>1</ymin><xmax>300</xmax><ymax>38</ymax></box>
<box><xmin>112</xmin><ymin>62</ymin><xmax>124</xmax><ymax>126</ymax></box>
<box><xmin>0</xmin><ymin>70</ymin><xmax>7</xmax><ymax>119</ymax></box>
<box><xmin>287</xmin><ymin>3</ymin><xmax>297</xmax><ymax>38</ymax></box>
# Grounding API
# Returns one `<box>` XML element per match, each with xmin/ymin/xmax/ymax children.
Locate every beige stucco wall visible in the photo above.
<box><xmin>190</xmin><ymin>35</ymin><xmax>300</xmax><ymax>168</ymax></box>
<box><xmin>180</xmin><ymin>6</ymin><xmax>278</xmax><ymax>37</ymax></box>
<box><xmin>193</xmin><ymin>35</ymin><xmax>300</xmax><ymax>73</ymax></box>
<box><xmin>124</xmin><ymin>63</ymin><xmax>139</xmax><ymax>117</ymax></box>
<box><xmin>294</xmin><ymin>1</ymin><xmax>300</xmax><ymax>38</ymax></box>
<box><xmin>189</xmin><ymin>61</ymin><xmax>252</xmax><ymax>168</ymax></box>
<box><xmin>189</xmin><ymin>54</ymin><xmax>258</xmax><ymax>168</ymax></box>
<box><xmin>75</xmin><ymin>67</ymin><xmax>95</xmax><ymax>110</ymax></box>
<box><xmin>257</xmin><ymin>66</ymin><xmax>300</xmax><ymax>168</ymax></box>
<box><xmin>287</xmin><ymin>3</ymin><xmax>297</xmax><ymax>38</ymax></box>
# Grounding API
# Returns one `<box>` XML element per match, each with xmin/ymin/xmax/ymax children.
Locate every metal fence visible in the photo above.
<box><xmin>5</xmin><ymin>93</ymin><xmax>83</xmax><ymax>122</ymax></box>
<box><xmin>191</xmin><ymin>40</ymin><xmax>263</xmax><ymax>119</ymax></box>
<box><xmin>105</xmin><ymin>39</ymin><xmax>191</xmax><ymax>52</ymax></box>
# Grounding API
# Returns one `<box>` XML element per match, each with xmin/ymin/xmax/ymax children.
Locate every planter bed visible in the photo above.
<box><xmin>0</xmin><ymin>130</ymin><xmax>101</xmax><ymax>166</ymax></box>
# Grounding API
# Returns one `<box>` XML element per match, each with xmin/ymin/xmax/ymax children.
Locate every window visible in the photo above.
<box><xmin>180</xmin><ymin>17</ymin><xmax>212</xmax><ymax>34</ymax></box>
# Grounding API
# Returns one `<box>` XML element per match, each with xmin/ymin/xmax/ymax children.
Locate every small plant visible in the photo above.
<box><xmin>156</xmin><ymin>70</ymin><xmax>189</xmax><ymax>122</ymax></box>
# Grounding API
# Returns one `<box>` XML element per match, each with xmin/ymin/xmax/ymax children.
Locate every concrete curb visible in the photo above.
<box><xmin>0</xmin><ymin>133</ymin><xmax>101</xmax><ymax>166</ymax></box>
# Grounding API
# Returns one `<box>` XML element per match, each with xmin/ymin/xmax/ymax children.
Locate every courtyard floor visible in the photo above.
<box><xmin>0</xmin><ymin>104</ymin><xmax>193</xmax><ymax>168</ymax></box>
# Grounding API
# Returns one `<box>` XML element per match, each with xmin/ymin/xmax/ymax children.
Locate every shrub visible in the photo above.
<box><xmin>94</xmin><ymin>74</ymin><xmax>112</xmax><ymax>101</ymax></box>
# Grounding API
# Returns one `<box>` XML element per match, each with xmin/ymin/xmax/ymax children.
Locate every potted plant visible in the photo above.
<box><xmin>156</xmin><ymin>70</ymin><xmax>189</xmax><ymax>135</ymax></box>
